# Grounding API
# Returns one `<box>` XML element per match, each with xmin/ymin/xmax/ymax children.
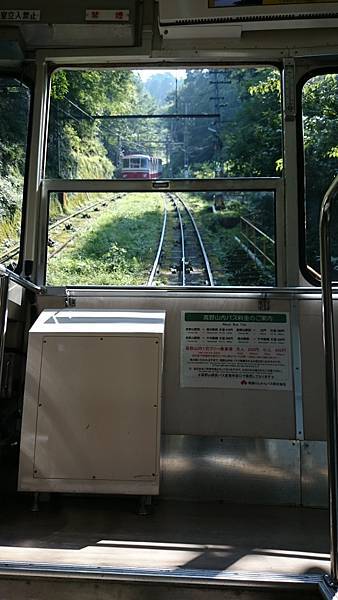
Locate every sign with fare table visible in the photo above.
<box><xmin>181</xmin><ymin>311</ymin><xmax>292</xmax><ymax>390</ymax></box>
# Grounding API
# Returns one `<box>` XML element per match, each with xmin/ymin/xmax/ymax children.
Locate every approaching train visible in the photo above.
<box><xmin>121</xmin><ymin>154</ymin><xmax>162</xmax><ymax>179</ymax></box>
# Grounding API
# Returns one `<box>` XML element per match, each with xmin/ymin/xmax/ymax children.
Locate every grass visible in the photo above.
<box><xmin>0</xmin><ymin>192</ymin><xmax>104</xmax><ymax>265</ymax></box>
<box><xmin>46</xmin><ymin>190</ymin><xmax>274</xmax><ymax>287</ymax></box>
<box><xmin>181</xmin><ymin>193</ymin><xmax>275</xmax><ymax>286</ymax></box>
<box><xmin>47</xmin><ymin>193</ymin><xmax>164</xmax><ymax>286</ymax></box>
<box><xmin>49</xmin><ymin>192</ymin><xmax>103</xmax><ymax>220</ymax></box>
<box><xmin>0</xmin><ymin>210</ymin><xmax>21</xmax><ymax>258</ymax></box>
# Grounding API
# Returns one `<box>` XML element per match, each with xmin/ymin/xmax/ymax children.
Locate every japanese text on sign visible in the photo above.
<box><xmin>0</xmin><ymin>10</ymin><xmax>40</xmax><ymax>21</ymax></box>
<box><xmin>181</xmin><ymin>311</ymin><xmax>292</xmax><ymax>390</ymax></box>
<box><xmin>85</xmin><ymin>9</ymin><xmax>130</xmax><ymax>22</ymax></box>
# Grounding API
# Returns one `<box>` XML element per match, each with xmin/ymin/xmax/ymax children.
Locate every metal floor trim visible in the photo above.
<box><xmin>0</xmin><ymin>561</ymin><xmax>323</xmax><ymax>590</ymax></box>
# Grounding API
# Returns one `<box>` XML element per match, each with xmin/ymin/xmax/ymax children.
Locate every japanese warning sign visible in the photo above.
<box><xmin>181</xmin><ymin>311</ymin><xmax>292</xmax><ymax>390</ymax></box>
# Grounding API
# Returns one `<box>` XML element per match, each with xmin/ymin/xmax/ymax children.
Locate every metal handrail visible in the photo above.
<box><xmin>319</xmin><ymin>173</ymin><xmax>338</xmax><ymax>586</ymax></box>
<box><xmin>0</xmin><ymin>264</ymin><xmax>44</xmax><ymax>294</ymax></box>
<box><xmin>0</xmin><ymin>275</ymin><xmax>9</xmax><ymax>393</ymax></box>
<box><xmin>0</xmin><ymin>266</ymin><xmax>44</xmax><ymax>401</ymax></box>
<box><xmin>240</xmin><ymin>216</ymin><xmax>275</xmax><ymax>244</ymax></box>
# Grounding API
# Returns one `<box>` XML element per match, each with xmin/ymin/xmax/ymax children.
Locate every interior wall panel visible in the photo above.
<box><xmin>37</xmin><ymin>295</ymin><xmax>295</xmax><ymax>439</ymax></box>
<box><xmin>299</xmin><ymin>300</ymin><xmax>326</xmax><ymax>441</ymax></box>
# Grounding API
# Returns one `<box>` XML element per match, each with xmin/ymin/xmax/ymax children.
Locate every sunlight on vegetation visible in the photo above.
<box><xmin>3</xmin><ymin>66</ymin><xmax>337</xmax><ymax>284</ymax></box>
<box><xmin>46</xmin><ymin>67</ymin><xmax>282</xmax><ymax>182</ymax></box>
<box><xmin>185</xmin><ymin>193</ymin><xmax>275</xmax><ymax>286</ymax></box>
<box><xmin>44</xmin><ymin>66</ymin><xmax>281</xmax><ymax>286</ymax></box>
<box><xmin>303</xmin><ymin>73</ymin><xmax>338</xmax><ymax>276</ymax></box>
<box><xmin>49</xmin><ymin>192</ymin><xmax>104</xmax><ymax>220</ymax></box>
<box><xmin>0</xmin><ymin>80</ymin><xmax>30</xmax><ymax>264</ymax></box>
<box><xmin>47</xmin><ymin>193</ymin><xmax>164</xmax><ymax>286</ymax></box>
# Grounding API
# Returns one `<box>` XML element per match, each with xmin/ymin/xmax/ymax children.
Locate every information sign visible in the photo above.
<box><xmin>85</xmin><ymin>9</ymin><xmax>130</xmax><ymax>22</ymax></box>
<box><xmin>181</xmin><ymin>311</ymin><xmax>292</xmax><ymax>390</ymax></box>
<box><xmin>0</xmin><ymin>10</ymin><xmax>40</xmax><ymax>21</ymax></box>
<box><xmin>210</xmin><ymin>0</ymin><xmax>336</xmax><ymax>6</ymax></box>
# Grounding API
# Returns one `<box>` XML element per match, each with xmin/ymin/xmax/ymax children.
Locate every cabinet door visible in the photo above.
<box><xmin>33</xmin><ymin>335</ymin><xmax>160</xmax><ymax>481</ymax></box>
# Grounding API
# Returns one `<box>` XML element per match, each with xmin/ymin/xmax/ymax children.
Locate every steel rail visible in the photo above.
<box><xmin>173</xmin><ymin>193</ymin><xmax>214</xmax><ymax>287</ymax></box>
<box><xmin>0</xmin><ymin>244</ymin><xmax>21</xmax><ymax>266</ymax></box>
<box><xmin>49</xmin><ymin>195</ymin><xmax>111</xmax><ymax>232</ymax></box>
<box><xmin>49</xmin><ymin>194</ymin><xmax>125</xmax><ymax>260</ymax></box>
<box><xmin>49</xmin><ymin>233</ymin><xmax>79</xmax><ymax>259</ymax></box>
<box><xmin>0</xmin><ymin>196</ymin><xmax>115</xmax><ymax>265</ymax></box>
<box><xmin>169</xmin><ymin>193</ymin><xmax>186</xmax><ymax>286</ymax></box>
<box><xmin>147</xmin><ymin>195</ymin><xmax>168</xmax><ymax>286</ymax></box>
<box><xmin>319</xmin><ymin>173</ymin><xmax>338</xmax><ymax>590</ymax></box>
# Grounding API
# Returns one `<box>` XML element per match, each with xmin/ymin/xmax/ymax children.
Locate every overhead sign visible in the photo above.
<box><xmin>85</xmin><ymin>9</ymin><xmax>130</xmax><ymax>22</ymax></box>
<box><xmin>0</xmin><ymin>10</ymin><xmax>40</xmax><ymax>21</ymax></box>
<box><xmin>210</xmin><ymin>0</ymin><xmax>337</xmax><ymax>5</ymax></box>
<box><xmin>181</xmin><ymin>311</ymin><xmax>292</xmax><ymax>391</ymax></box>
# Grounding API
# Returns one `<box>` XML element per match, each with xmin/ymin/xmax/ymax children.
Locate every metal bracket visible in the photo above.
<box><xmin>319</xmin><ymin>575</ymin><xmax>338</xmax><ymax>599</ymax></box>
<box><xmin>290</xmin><ymin>299</ymin><xmax>304</xmax><ymax>441</ymax></box>
<box><xmin>258</xmin><ymin>294</ymin><xmax>270</xmax><ymax>311</ymax></box>
<box><xmin>65</xmin><ymin>290</ymin><xmax>76</xmax><ymax>308</ymax></box>
<box><xmin>283</xmin><ymin>58</ymin><xmax>296</xmax><ymax>122</ymax></box>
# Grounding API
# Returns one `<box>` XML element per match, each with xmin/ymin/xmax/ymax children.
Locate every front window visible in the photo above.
<box><xmin>46</xmin><ymin>67</ymin><xmax>282</xmax><ymax>181</ymax></box>
<box><xmin>43</xmin><ymin>66</ymin><xmax>282</xmax><ymax>288</ymax></box>
<box><xmin>130</xmin><ymin>158</ymin><xmax>141</xmax><ymax>169</ymax></box>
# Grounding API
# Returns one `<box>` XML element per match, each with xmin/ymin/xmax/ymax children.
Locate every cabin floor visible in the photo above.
<box><xmin>0</xmin><ymin>494</ymin><xmax>329</xmax><ymax>577</ymax></box>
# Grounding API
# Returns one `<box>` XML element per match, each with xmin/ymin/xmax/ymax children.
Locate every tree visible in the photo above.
<box><xmin>221</xmin><ymin>69</ymin><xmax>282</xmax><ymax>177</ymax></box>
<box><xmin>47</xmin><ymin>70</ymin><xmax>166</xmax><ymax>179</ymax></box>
<box><xmin>302</xmin><ymin>73</ymin><xmax>338</xmax><ymax>270</ymax></box>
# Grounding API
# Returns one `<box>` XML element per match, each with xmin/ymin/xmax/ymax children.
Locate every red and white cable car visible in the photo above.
<box><xmin>121</xmin><ymin>154</ymin><xmax>162</xmax><ymax>179</ymax></box>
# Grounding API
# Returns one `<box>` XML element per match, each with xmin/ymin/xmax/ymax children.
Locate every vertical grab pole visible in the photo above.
<box><xmin>0</xmin><ymin>274</ymin><xmax>9</xmax><ymax>391</ymax></box>
<box><xmin>320</xmin><ymin>173</ymin><xmax>338</xmax><ymax>584</ymax></box>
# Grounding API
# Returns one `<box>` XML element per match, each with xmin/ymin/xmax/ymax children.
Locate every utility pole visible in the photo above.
<box><xmin>209</xmin><ymin>69</ymin><xmax>229</xmax><ymax>175</ymax></box>
<box><xmin>183</xmin><ymin>102</ymin><xmax>189</xmax><ymax>177</ymax></box>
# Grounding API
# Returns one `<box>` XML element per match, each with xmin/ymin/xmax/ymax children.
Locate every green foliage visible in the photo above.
<box><xmin>0</xmin><ymin>68</ymin><xmax>284</xmax><ymax>283</ymax></box>
<box><xmin>47</xmin><ymin>69</ymin><xmax>166</xmax><ymax>180</ymax></box>
<box><xmin>50</xmin><ymin>71</ymin><xmax>69</xmax><ymax>100</ymax></box>
<box><xmin>0</xmin><ymin>80</ymin><xmax>30</xmax><ymax>180</ymax></box>
<box><xmin>164</xmin><ymin>68</ymin><xmax>282</xmax><ymax>179</ymax></box>
<box><xmin>47</xmin><ymin>193</ymin><xmax>163</xmax><ymax>286</ymax></box>
<box><xmin>224</xmin><ymin>199</ymin><xmax>244</xmax><ymax>215</ymax></box>
<box><xmin>303</xmin><ymin>73</ymin><xmax>338</xmax><ymax>270</ymax></box>
<box><xmin>185</xmin><ymin>193</ymin><xmax>275</xmax><ymax>286</ymax></box>
<box><xmin>192</xmin><ymin>162</ymin><xmax>218</xmax><ymax>179</ymax></box>
<box><xmin>221</xmin><ymin>69</ymin><xmax>282</xmax><ymax>177</ymax></box>
<box><xmin>0</xmin><ymin>174</ymin><xmax>23</xmax><ymax>220</ymax></box>
<box><xmin>0</xmin><ymin>80</ymin><xmax>30</xmax><ymax>248</ymax></box>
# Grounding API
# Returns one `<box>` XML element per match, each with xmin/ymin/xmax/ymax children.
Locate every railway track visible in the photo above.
<box><xmin>48</xmin><ymin>195</ymin><xmax>125</xmax><ymax>260</ymax></box>
<box><xmin>0</xmin><ymin>194</ymin><xmax>120</xmax><ymax>265</ymax></box>
<box><xmin>148</xmin><ymin>192</ymin><xmax>214</xmax><ymax>287</ymax></box>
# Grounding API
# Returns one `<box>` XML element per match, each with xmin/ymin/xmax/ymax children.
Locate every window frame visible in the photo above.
<box><xmin>36</xmin><ymin>62</ymin><xmax>285</xmax><ymax>289</ymax></box>
<box><xmin>38</xmin><ymin>177</ymin><xmax>284</xmax><ymax>288</ymax></box>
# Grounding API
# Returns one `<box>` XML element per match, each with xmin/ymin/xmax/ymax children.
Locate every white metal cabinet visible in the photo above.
<box><xmin>18</xmin><ymin>309</ymin><xmax>165</xmax><ymax>495</ymax></box>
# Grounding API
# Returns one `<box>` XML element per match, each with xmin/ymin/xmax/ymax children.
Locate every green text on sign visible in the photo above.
<box><xmin>184</xmin><ymin>312</ymin><xmax>287</xmax><ymax>324</ymax></box>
